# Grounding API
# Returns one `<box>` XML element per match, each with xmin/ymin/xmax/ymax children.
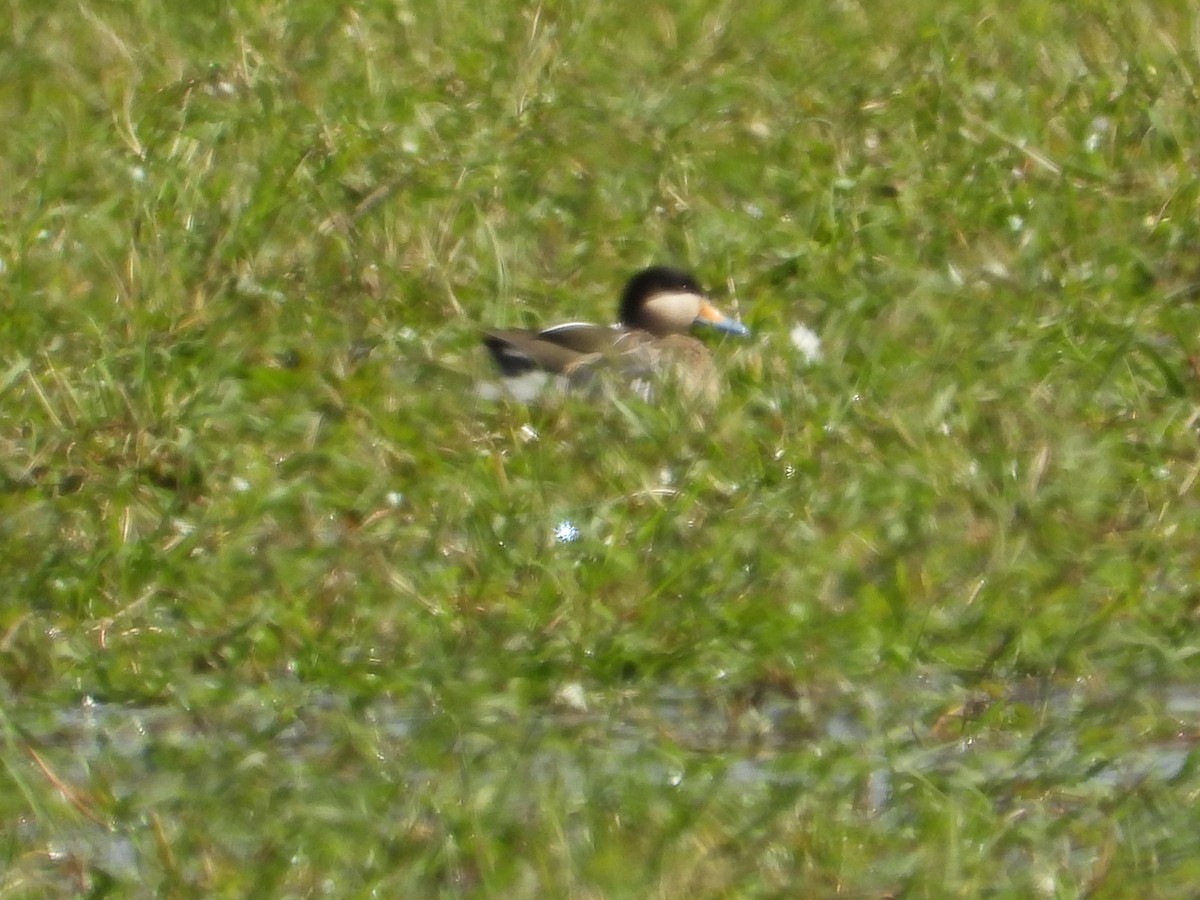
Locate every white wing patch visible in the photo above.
<box><xmin>538</xmin><ymin>321</ymin><xmax>602</xmax><ymax>338</ymax></box>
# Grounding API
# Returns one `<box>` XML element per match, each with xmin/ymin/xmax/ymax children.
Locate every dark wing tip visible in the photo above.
<box><xmin>482</xmin><ymin>331</ymin><xmax>538</xmax><ymax>376</ymax></box>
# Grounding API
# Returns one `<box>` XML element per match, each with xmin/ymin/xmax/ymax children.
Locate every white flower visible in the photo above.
<box><xmin>789</xmin><ymin>323</ymin><xmax>823</xmax><ymax>363</ymax></box>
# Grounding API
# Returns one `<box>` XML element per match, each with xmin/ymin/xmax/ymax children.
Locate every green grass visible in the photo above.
<box><xmin>3</xmin><ymin>0</ymin><xmax>1200</xmax><ymax>895</ymax></box>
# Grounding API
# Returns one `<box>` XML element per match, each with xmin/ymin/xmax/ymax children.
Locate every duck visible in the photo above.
<box><xmin>481</xmin><ymin>266</ymin><xmax>749</xmax><ymax>400</ymax></box>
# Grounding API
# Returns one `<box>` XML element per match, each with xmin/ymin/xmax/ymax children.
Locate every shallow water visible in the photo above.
<box><xmin>14</xmin><ymin>674</ymin><xmax>1199</xmax><ymax>887</ymax></box>
<box><xmin>37</xmin><ymin>674</ymin><xmax>1200</xmax><ymax>792</ymax></box>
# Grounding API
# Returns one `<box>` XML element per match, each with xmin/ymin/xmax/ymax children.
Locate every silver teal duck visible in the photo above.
<box><xmin>482</xmin><ymin>266</ymin><xmax>749</xmax><ymax>399</ymax></box>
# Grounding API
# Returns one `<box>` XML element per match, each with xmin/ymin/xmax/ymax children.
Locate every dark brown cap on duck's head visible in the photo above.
<box><xmin>620</xmin><ymin>266</ymin><xmax>750</xmax><ymax>338</ymax></box>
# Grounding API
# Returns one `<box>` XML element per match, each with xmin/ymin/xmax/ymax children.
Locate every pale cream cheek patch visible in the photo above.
<box><xmin>643</xmin><ymin>291</ymin><xmax>703</xmax><ymax>330</ymax></box>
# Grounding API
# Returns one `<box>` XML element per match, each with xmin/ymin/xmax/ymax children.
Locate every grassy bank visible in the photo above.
<box><xmin>3</xmin><ymin>1</ymin><xmax>1200</xmax><ymax>895</ymax></box>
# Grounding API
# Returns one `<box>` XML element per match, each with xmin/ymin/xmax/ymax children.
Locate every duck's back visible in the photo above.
<box><xmin>482</xmin><ymin>322</ymin><xmax>616</xmax><ymax>376</ymax></box>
